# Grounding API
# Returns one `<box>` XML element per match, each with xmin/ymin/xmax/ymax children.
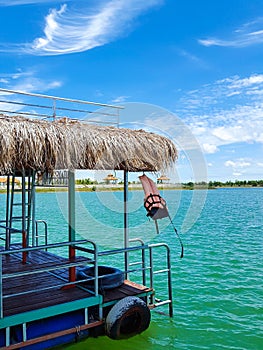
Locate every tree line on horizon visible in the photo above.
<box><xmin>182</xmin><ymin>180</ymin><xmax>263</xmax><ymax>189</ymax></box>
<box><xmin>76</xmin><ymin>178</ymin><xmax>263</xmax><ymax>188</ymax></box>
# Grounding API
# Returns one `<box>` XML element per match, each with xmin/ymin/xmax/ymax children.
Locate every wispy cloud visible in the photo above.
<box><xmin>180</xmin><ymin>74</ymin><xmax>263</xmax><ymax>111</ymax></box>
<box><xmin>0</xmin><ymin>0</ymin><xmax>63</xmax><ymax>5</ymax></box>
<box><xmin>177</xmin><ymin>49</ymin><xmax>203</xmax><ymax>63</ymax></box>
<box><xmin>0</xmin><ymin>69</ymin><xmax>62</xmax><ymax>93</ymax></box>
<box><xmin>224</xmin><ymin>158</ymin><xmax>253</xmax><ymax>178</ymax></box>
<box><xmin>225</xmin><ymin>160</ymin><xmax>251</xmax><ymax>168</ymax></box>
<box><xmin>111</xmin><ymin>95</ymin><xmax>129</xmax><ymax>103</ymax></box>
<box><xmin>0</xmin><ymin>69</ymin><xmax>63</xmax><ymax>114</ymax></box>
<box><xmin>199</xmin><ymin>18</ymin><xmax>263</xmax><ymax>48</ymax></box>
<box><xmin>7</xmin><ymin>0</ymin><xmax>163</xmax><ymax>55</ymax></box>
<box><xmin>175</xmin><ymin>74</ymin><xmax>263</xmax><ymax>153</ymax></box>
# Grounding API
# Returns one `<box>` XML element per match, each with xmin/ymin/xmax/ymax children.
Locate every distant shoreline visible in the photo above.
<box><xmin>0</xmin><ymin>182</ymin><xmax>262</xmax><ymax>193</ymax></box>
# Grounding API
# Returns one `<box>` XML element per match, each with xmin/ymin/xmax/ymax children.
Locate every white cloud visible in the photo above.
<box><xmin>14</xmin><ymin>0</ymin><xmax>163</xmax><ymax>55</ymax></box>
<box><xmin>198</xmin><ymin>18</ymin><xmax>263</xmax><ymax>48</ymax></box>
<box><xmin>0</xmin><ymin>69</ymin><xmax>63</xmax><ymax>94</ymax></box>
<box><xmin>225</xmin><ymin>160</ymin><xmax>235</xmax><ymax>167</ymax></box>
<box><xmin>111</xmin><ymin>96</ymin><xmax>129</xmax><ymax>103</ymax></box>
<box><xmin>11</xmin><ymin>76</ymin><xmax>62</xmax><ymax>93</ymax></box>
<box><xmin>178</xmin><ymin>73</ymin><xmax>263</xmax><ymax>153</ymax></box>
<box><xmin>224</xmin><ymin>160</ymin><xmax>251</xmax><ymax>168</ymax></box>
<box><xmin>218</xmin><ymin>74</ymin><xmax>263</xmax><ymax>89</ymax></box>
<box><xmin>202</xmin><ymin>143</ymin><xmax>218</xmax><ymax>154</ymax></box>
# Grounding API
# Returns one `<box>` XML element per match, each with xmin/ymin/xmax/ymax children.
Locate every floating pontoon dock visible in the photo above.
<box><xmin>0</xmin><ymin>89</ymin><xmax>177</xmax><ymax>349</ymax></box>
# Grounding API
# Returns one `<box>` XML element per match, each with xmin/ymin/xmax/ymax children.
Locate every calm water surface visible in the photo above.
<box><xmin>1</xmin><ymin>188</ymin><xmax>262</xmax><ymax>349</ymax></box>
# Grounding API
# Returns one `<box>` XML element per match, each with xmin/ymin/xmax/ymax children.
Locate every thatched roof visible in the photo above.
<box><xmin>0</xmin><ymin>115</ymin><xmax>177</xmax><ymax>174</ymax></box>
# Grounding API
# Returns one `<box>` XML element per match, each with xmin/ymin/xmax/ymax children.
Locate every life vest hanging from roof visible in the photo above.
<box><xmin>139</xmin><ymin>174</ymin><xmax>184</xmax><ymax>258</ymax></box>
<box><xmin>139</xmin><ymin>174</ymin><xmax>169</xmax><ymax>220</ymax></box>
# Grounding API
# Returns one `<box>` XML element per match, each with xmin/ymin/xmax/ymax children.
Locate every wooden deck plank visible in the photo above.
<box><xmin>1</xmin><ymin>246</ymin><xmax>92</xmax><ymax>318</ymax></box>
<box><xmin>3</xmin><ymin>272</ymin><xmax>65</xmax><ymax>295</ymax></box>
<box><xmin>103</xmin><ymin>279</ymin><xmax>152</xmax><ymax>303</ymax></box>
<box><xmin>4</xmin><ymin>287</ymin><xmax>91</xmax><ymax>317</ymax></box>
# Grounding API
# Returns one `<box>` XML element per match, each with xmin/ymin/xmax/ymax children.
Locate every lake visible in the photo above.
<box><xmin>1</xmin><ymin>187</ymin><xmax>262</xmax><ymax>349</ymax></box>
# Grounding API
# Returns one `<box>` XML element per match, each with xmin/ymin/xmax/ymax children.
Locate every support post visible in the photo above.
<box><xmin>22</xmin><ymin>230</ymin><xmax>27</xmax><ymax>264</ymax></box>
<box><xmin>22</xmin><ymin>171</ymin><xmax>27</xmax><ymax>264</ymax></box>
<box><xmin>5</xmin><ymin>175</ymin><xmax>10</xmax><ymax>250</ymax></box>
<box><xmin>0</xmin><ymin>255</ymin><xmax>3</xmax><ymax>319</ymax></box>
<box><xmin>68</xmin><ymin>170</ymin><xmax>76</xmax><ymax>283</ymax></box>
<box><xmin>31</xmin><ymin>171</ymin><xmax>36</xmax><ymax>246</ymax></box>
<box><xmin>124</xmin><ymin>169</ymin><xmax>129</xmax><ymax>279</ymax></box>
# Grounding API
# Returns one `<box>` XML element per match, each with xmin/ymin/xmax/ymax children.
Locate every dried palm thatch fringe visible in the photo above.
<box><xmin>0</xmin><ymin>115</ymin><xmax>177</xmax><ymax>174</ymax></box>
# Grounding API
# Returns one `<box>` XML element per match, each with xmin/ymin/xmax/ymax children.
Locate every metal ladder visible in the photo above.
<box><xmin>128</xmin><ymin>239</ymin><xmax>173</xmax><ymax>317</ymax></box>
<box><xmin>5</xmin><ymin>170</ymin><xmax>35</xmax><ymax>250</ymax></box>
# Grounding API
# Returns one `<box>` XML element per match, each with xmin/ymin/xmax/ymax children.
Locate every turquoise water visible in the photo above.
<box><xmin>1</xmin><ymin>188</ymin><xmax>262</xmax><ymax>349</ymax></box>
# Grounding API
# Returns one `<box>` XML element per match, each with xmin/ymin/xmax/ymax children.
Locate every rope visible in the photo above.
<box><xmin>167</xmin><ymin>213</ymin><xmax>184</xmax><ymax>259</ymax></box>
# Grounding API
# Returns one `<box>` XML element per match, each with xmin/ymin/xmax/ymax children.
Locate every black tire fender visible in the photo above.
<box><xmin>77</xmin><ymin>265</ymin><xmax>124</xmax><ymax>290</ymax></box>
<box><xmin>105</xmin><ymin>296</ymin><xmax>151</xmax><ymax>340</ymax></box>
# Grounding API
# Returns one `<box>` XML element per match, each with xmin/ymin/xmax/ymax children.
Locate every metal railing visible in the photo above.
<box><xmin>0</xmin><ymin>239</ymin><xmax>98</xmax><ymax>319</ymax></box>
<box><xmin>34</xmin><ymin>220</ymin><xmax>48</xmax><ymax>247</ymax></box>
<box><xmin>0</xmin><ymin>238</ymin><xmax>173</xmax><ymax>322</ymax></box>
<box><xmin>98</xmin><ymin>241</ymin><xmax>173</xmax><ymax>316</ymax></box>
<box><xmin>148</xmin><ymin>243</ymin><xmax>173</xmax><ymax>317</ymax></box>
<box><xmin>0</xmin><ymin>88</ymin><xmax>123</xmax><ymax>126</ymax></box>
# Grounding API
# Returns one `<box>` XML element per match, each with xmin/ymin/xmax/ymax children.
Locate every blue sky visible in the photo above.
<box><xmin>0</xmin><ymin>0</ymin><xmax>263</xmax><ymax>182</ymax></box>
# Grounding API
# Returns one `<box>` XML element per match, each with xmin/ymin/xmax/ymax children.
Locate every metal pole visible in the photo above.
<box><xmin>68</xmin><ymin>170</ymin><xmax>76</xmax><ymax>283</ymax></box>
<box><xmin>68</xmin><ymin>170</ymin><xmax>76</xmax><ymax>242</ymax></box>
<box><xmin>22</xmin><ymin>171</ymin><xmax>27</xmax><ymax>264</ymax></box>
<box><xmin>124</xmin><ymin>169</ymin><xmax>129</xmax><ymax>279</ymax></box>
<box><xmin>53</xmin><ymin>99</ymin><xmax>56</xmax><ymax>119</ymax></box>
<box><xmin>5</xmin><ymin>175</ymin><xmax>10</xmax><ymax>250</ymax></box>
<box><xmin>167</xmin><ymin>246</ymin><xmax>173</xmax><ymax>317</ymax></box>
<box><xmin>149</xmin><ymin>246</ymin><xmax>154</xmax><ymax>305</ymax></box>
<box><xmin>0</xmin><ymin>255</ymin><xmax>3</xmax><ymax>319</ymax></box>
<box><xmin>21</xmin><ymin>170</ymin><xmax>26</xmax><ymax>235</ymax></box>
<box><xmin>31</xmin><ymin>171</ymin><xmax>36</xmax><ymax>246</ymax></box>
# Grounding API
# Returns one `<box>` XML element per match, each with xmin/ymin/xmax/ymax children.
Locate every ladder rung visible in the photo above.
<box><xmin>12</xmin><ymin>203</ymin><xmax>29</xmax><ymax>206</ymax></box>
<box><xmin>150</xmin><ymin>300</ymin><xmax>172</xmax><ymax>308</ymax></box>
<box><xmin>129</xmin><ymin>262</ymin><xmax>142</xmax><ymax>266</ymax></box>
<box><xmin>153</xmin><ymin>268</ymin><xmax>170</xmax><ymax>274</ymax></box>
<box><xmin>13</xmin><ymin>189</ymin><xmax>31</xmax><ymax>192</ymax></box>
<box><xmin>11</xmin><ymin>216</ymin><xmax>30</xmax><ymax>220</ymax></box>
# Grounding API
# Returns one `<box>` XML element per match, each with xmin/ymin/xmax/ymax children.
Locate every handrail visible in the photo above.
<box><xmin>0</xmin><ymin>239</ymin><xmax>89</xmax><ymax>255</ymax></box>
<box><xmin>99</xmin><ymin>242</ymin><xmax>173</xmax><ymax>316</ymax></box>
<box><xmin>98</xmin><ymin>244</ymin><xmax>149</xmax><ymax>256</ymax></box>
<box><xmin>129</xmin><ymin>238</ymin><xmax>146</xmax><ymax>285</ymax></box>
<box><xmin>148</xmin><ymin>243</ymin><xmax>173</xmax><ymax>317</ymax></box>
<box><xmin>0</xmin><ymin>240</ymin><xmax>173</xmax><ymax>321</ymax></box>
<box><xmin>35</xmin><ymin>220</ymin><xmax>48</xmax><ymax>247</ymax></box>
<box><xmin>0</xmin><ymin>88</ymin><xmax>123</xmax><ymax>125</ymax></box>
<box><xmin>0</xmin><ymin>88</ymin><xmax>123</xmax><ymax>109</ymax></box>
<box><xmin>0</xmin><ymin>239</ymin><xmax>98</xmax><ymax>319</ymax></box>
<box><xmin>0</xmin><ymin>225</ymin><xmax>22</xmax><ymax>233</ymax></box>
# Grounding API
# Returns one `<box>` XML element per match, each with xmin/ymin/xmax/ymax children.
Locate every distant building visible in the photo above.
<box><xmin>157</xmin><ymin>174</ymin><xmax>170</xmax><ymax>184</ymax></box>
<box><xmin>0</xmin><ymin>177</ymin><xmax>20</xmax><ymax>187</ymax></box>
<box><xmin>103</xmin><ymin>173</ymin><xmax>118</xmax><ymax>184</ymax></box>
